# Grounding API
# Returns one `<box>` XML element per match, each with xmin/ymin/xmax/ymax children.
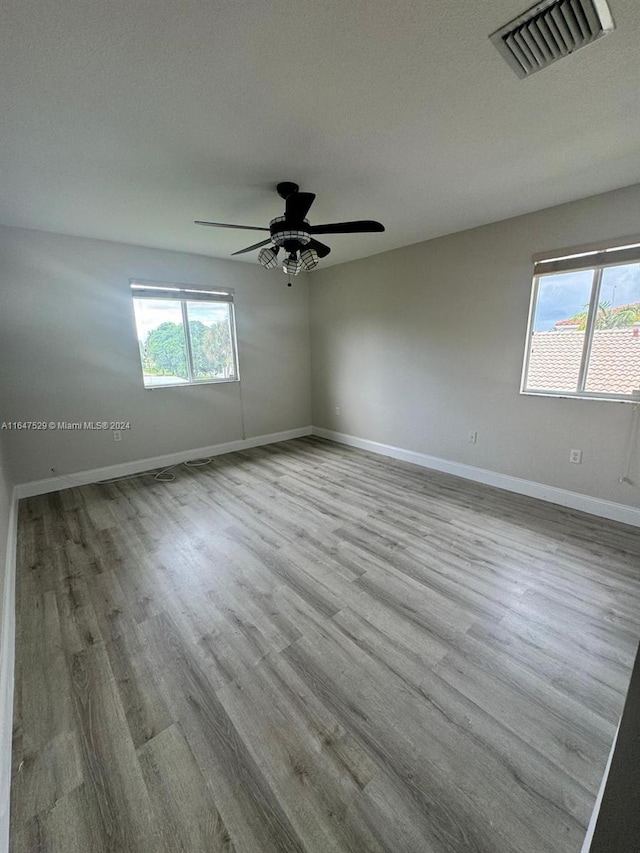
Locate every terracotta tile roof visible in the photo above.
<box><xmin>528</xmin><ymin>327</ymin><xmax>640</xmax><ymax>394</ymax></box>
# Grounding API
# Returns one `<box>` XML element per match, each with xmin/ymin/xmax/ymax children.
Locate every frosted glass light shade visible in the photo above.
<box><xmin>282</xmin><ymin>255</ymin><xmax>302</xmax><ymax>275</ymax></box>
<box><xmin>258</xmin><ymin>246</ymin><xmax>279</xmax><ymax>268</ymax></box>
<box><xmin>300</xmin><ymin>248</ymin><xmax>319</xmax><ymax>270</ymax></box>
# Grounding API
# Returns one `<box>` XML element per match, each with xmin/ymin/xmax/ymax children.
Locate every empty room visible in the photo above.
<box><xmin>1</xmin><ymin>0</ymin><xmax>640</xmax><ymax>851</ymax></box>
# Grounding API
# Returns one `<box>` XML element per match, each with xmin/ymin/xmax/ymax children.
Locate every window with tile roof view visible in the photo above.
<box><xmin>523</xmin><ymin>261</ymin><xmax>640</xmax><ymax>401</ymax></box>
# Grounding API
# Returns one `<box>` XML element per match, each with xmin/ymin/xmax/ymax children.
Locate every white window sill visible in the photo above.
<box><xmin>521</xmin><ymin>389</ymin><xmax>640</xmax><ymax>404</ymax></box>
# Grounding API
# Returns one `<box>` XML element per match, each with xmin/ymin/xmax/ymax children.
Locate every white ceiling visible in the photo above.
<box><xmin>2</xmin><ymin>0</ymin><xmax>639</xmax><ymax>268</ymax></box>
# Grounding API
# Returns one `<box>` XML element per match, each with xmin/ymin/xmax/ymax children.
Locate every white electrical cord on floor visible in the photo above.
<box><xmin>96</xmin><ymin>382</ymin><xmax>245</xmax><ymax>487</ymax></box>
<box><xmin>99</xmin><ymin>457</ymin><xmax>213</xmax><ymax>485</ymax></box>
<box><xmin>238</xmin><ymin>379</ymin><xmax>247</xmax><ymax>441</ymax></box>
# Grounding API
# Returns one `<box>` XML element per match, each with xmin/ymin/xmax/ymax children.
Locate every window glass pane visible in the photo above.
<box><xmin>525</xmin><ymin>270</ymin><xmax>593</xmax><ymax>392</ymax></box>
<box><xmin>584</xmin><ymin>263</ymin><xmax>640</xmax><ymax>395</ymax></box>
<box><xmin>133</xmin><ymin>298</ymin><xmax>189</xmax><ymax>387</ymax></box>
<box><xmin>186</xmin><ymin>301</ymin><xmax>236</xmax><ymax>381</ymax></box>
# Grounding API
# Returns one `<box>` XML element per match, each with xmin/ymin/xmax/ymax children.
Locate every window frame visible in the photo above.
<box><xmin>521</xmin><ymin>238</ymin><xmax>640</xmax><ymax>403</ymax></box>
<box><xmin>131</xmin><ymin>280</ymin><xmax>240</xmax><ymax>389</ymax></box>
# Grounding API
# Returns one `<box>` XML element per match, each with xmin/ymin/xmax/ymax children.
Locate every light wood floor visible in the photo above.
<box><xmin>10</xmin><ymin>437</ymin><xmax>640</xmax><ymax>852</ymax></box>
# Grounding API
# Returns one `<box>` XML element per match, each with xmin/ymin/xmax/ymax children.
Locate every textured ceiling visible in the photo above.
<box><xmin>1</xmin><ymin>0</ymin><xmax>639</xmax><ymax>268</ymax></box>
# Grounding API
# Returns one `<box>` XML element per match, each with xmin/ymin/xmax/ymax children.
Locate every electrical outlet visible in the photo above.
<box><xmin>113</xmin><ymin>430</ymin><xmax>122</xmax><ymax>442</ymax></box>
<box><xmin>468</xmin><ymin>431</ymin><xmax>477</xmax><ymax>444</ymax></box>
<box><xmin>335</xmin><ymin>406</ymin><xmax>340</xmax><ymax>416</ymax></box>
<box><xmin>569</xmin><ymin>448</ymin><xmax>582</xmax><ymax>464</ymax></box>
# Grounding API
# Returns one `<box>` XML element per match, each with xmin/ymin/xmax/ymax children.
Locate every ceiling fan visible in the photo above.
<box><xmin>195</xmin><ymin>182</ymin><xmax>385</xmax><ymax>280</ymax></box>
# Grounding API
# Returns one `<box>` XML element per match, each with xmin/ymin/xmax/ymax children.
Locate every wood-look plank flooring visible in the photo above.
<box><xmin>10</xmin><ymin>436</ymin><xmax>640</xmax><ymax>852</ymax></box>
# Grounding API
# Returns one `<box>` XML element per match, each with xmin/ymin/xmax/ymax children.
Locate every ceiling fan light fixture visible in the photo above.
<box><xmin>300</xmin><ymin>247</ymin><xmax>319</xmax><ymax>270</ymax></box>
<box><xmin>258</xmin><ymin>246</ymin><xmax>279</xmax><ymax>268</ymax></box>
<box><xmin>270</xmin><ymin>216</ymin><xmax>311</xmax><ymax>247</ymax></box>
<box><xmin>282</xmin><ymin>253</ymin><xmax>302</xmax><ymax>276</ymax></box>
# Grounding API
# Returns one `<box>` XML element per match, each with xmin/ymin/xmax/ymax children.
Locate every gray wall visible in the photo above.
<box><xmin>0</xmin><ymin>227</ymin><xmax>311</xmax><ymax>483</ymax></box>
<box><xmin>310</xmin><ymin>183</ymin><xmax>640</xmax><ymax>507</ymax></box>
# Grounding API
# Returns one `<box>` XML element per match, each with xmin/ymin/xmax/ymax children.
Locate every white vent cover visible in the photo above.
<box><xmin>490</xmin><ymin>0</ymin><xmax>615</xmax><ymax>78</ymax></box>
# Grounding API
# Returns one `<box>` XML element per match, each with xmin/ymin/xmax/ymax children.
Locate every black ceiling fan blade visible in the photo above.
<box><xmin>194</xmin><ymin>220</ymin><xmax>270</xmax><ymax>232</ymax></box>
<box><xmin>310</xmin><ymin>220</ymin><xmax>385</xmax><ymax>235</ymax></box>
<box><xmin>285</xmin><ymin>192</ymin><xmax>316</xmax><ymax>222</ymax></box>
<box><xmin>231</xmin><ymin>238</ymin><xmax>272</xmax><ymax>256</ymax></box>
<box><xmin>308</xmin><ymin>238</ymin><xmax>331</xmax><ymax>258</ymax></box>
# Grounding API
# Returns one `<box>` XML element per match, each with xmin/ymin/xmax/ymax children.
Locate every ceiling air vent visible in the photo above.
<box><xmin>490</xmin><ymin>0</ymin><xmax>615</xmax><ymax>78</ymax></box>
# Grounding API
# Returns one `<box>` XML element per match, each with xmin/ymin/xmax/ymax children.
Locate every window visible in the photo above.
<box><xmin>131</xmin><ymin>281</ymin><xmax>239</xmax><ymax>388</ymax></box>
<box><xmin>522</xmin><ymin>238</ymin><xmax>640</xmax><ymax>402</ymax></box>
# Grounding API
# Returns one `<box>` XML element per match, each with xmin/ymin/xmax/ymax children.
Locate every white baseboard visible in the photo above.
<box><xmin>0</xmin><ymin>487</ymin><xmax>18</xmax><ymax>853</ymax></box>
<box><xmin>14</xmin><ymin>426</ymin><xmax>313</xmax><ymax>499</ymax></box>
<box><xmin>312</xmin><ymin>427</ymin><xmax>640</xmax><ymax>528</ymax></box>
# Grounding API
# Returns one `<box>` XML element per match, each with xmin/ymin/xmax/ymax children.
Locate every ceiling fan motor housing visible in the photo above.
<box><xmin>270</xmin><ymin>216</ymin><xmax>311</xmax><ymax>252</ymax></box>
